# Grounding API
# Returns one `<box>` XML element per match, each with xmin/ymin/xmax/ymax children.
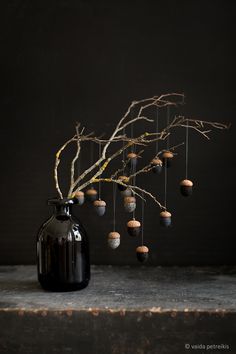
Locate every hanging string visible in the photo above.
<box><xmin>167</xmin><ymin>106</ymin><xmax>170</xmax><ymax>150</ymax></box>
<box><xmin>155</xmin><ymin>107</ymin><xmax>159</xmax><ymax>155</ymax></box>
<box><xmin>130</xmin><ymin>106</ymin><xmax>136</xmax><ymax>219</ymax></box>
<box><xmin>98</xmin><ymin>142</ymin><xmax>101</xmax><ymax>199</ymax></box>
<box><xmin>164</xmin><ymin>160</ymin><xmax>167</xmax><ymax>209</ymax></box>
<box><xmin>164</xmin><ymin>106</ymin><xmax>169</xmax><ymax>209</ymax></box>
<box><xmin>76</xmin><ymin>125</ymin><xmax>81</xmax><ymax>187</ymax></box>
<box><xmin>130</xmin><ymin>107</ymin><xmax>134</xmax><ymax>153</ymax></box>
<box><xmin>185</xmin><ymin>119</ymin><xmax>189</xmax><ymax>179</ymax></box>
<box><xmin>112</xmin><ymin>182</ymin><xmax>117</xmax><ymax>232</ymax></box>
<box><xmin>90</xmin><ymin>141</ymin><xmax>94</xmax><ymax>165</ymax></box>
<box><xmin>90</xmin><ymin>141</ymin><xmax>94</xmax><ymax>187</ymax></box>
<box><xmin>141</xmin><ymin>191</ymin><xmax>144</xmax><ymax>246</ymax></box>
<box><xmin>77</xmin><ymin>154</ymin><xmax>81</xmax><ymax>188</ymax></box>
<box><xmin>122</xmin><ymin>128</ymin><xmax>125</xmax><ymax>174</ymax></box>
<box><xmin>132</xmin><ymin>144</ymin><xmax>137</xmax><ymax>220</ymax></box>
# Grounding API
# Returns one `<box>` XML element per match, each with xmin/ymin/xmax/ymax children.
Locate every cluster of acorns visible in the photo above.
<box><xmin>150</xmin><ymin>150</ymin><xmax>194</xmax><ymax>224</ymax></box>
<box><xmin>74</xmin><ymin>188</ymin><xmax>107</xmax><ymax>216</ymax></box>
<box><xmin>74</xmin><ymin>185</ymin><xmax>122</xmax><ymax>251</ymax></box>
<box><xmin>74</xmin><ymin>150</ymin><xmax>194</xmax><ymax>264</ymax></box>
<box><xmin>117</xmin><ymin>174</ymin><xmax>148</xmax><ymax>263</ymax></box>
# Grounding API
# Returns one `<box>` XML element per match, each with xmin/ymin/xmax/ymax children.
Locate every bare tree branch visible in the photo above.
<box><xmin>68</xmin><ymin>123</ymin><xmax>82</xmax><ymax>197</ymax></box>
<box><xmin>88</xmin><ymin>177</ymin><xmax>165</xmax><ymax>210</ymax></box>
<box><xmin>71</xmin><ymin>93</ymin><xmax>185</xmax><ymax>192</ymax></box>
<box><xmin>54</xmin><ymin>136</ymin><xmax>77</xmax><ymax>199</ymax></box>
<box><xmin>53</xmin><ymin>93</ymin><xmax>229</xmax><ymax>200</ymax></box>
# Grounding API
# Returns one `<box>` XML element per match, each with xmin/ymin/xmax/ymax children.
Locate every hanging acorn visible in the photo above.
<box><xmin>74</xmin><ymin>191</ymin><xmax>85</xmax><ymax>206</ymax></box>
<box><xmin>160</xmin><ymin>210</ymin><xmax>172</xmax><ymax>227</ymax></box>
<box><xmin>151</xmin><ymin>158</ymin><xmax>163</xmax><ymax>174</ymax></box>
<box><xmin>93</xmin><ymin>199</ymin><xmax>106</xmax><ymax>216</ymax></box>
<box><xmin>127</xmin><ymin>219</ymin><xmax>141</xmax><ymax>237</ymax></box>
<box><xmin>180</xmin><ymin>179</ymin><xmax>193</xmax><ymax>197</ymax></box>
<box><xmin>136</xmin><ymin>246</ymin><xmax>149</xmax><ymax>263</ymax></box>
<box><xmin>85</xmin><ymin>188</ymin><xmax>98</xmax><ymax>202</ymax></box>
<box><xmin>120</xmin><ymin>188</ymin><xmax>132</xmax><ymax>197</ymax></box>
<box><xmin>124</xmin><ymin>196</ymin><xmax>136</xmax><ymax>213</ymax></box>
<box><xmin>162</xmin><ymin>151</ymin><xmax>174</xmax><ymax>168</ymax></box>
<box><xmin>117</xmin><ymin>175</ymin><xmax>129</xmax><ymax>191</ymax></box>
<box><xmin>127</xmin><ymin>152</ymin><xmax>138</xmax><ymax>169</ymax></box>
<box><xmin>107</xmin><ymin>232</ymin><xmax>120</xmax><ymax>249</ymax></box>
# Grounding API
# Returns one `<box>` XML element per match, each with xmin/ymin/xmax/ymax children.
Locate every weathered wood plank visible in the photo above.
<box><xmin>0</xmin><ymin>266</ymin><xmax>236</xmax><ymax>353</ymax></box>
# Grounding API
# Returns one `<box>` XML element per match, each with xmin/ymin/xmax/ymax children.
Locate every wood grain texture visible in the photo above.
<box><xmin>0</xmin><ymin>265</ymin><xmax>236</xmax><ymax>353</ymax></box>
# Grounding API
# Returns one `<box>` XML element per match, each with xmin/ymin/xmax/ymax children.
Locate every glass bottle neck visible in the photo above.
<box><xmin>54</xmin><ymin>205</ymin><xmax>72</xmax><ymax>218</ymax></box>
<box><xmin>48</xmin><ymin>198</ymin><xmax>75</xmax><ymax>220</ymax></box>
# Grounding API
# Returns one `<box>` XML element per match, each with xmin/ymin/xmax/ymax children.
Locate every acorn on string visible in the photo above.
<box><xmin>151</xmin><ymin>158</ymin><xmax>163</xmax><ymax>174</ymax></box>
<box><xmin>93</xmin><ymin>199</ymin><xmax>106</xmax><ymax>216</ymax></box>
<box><xmin>162</xmin><ymin>151</ymin><xmax>174</xmax><ymax>168</ymax></box>
<box><xmin>74</xmin><ymin>191</ymin><xmax>85</xmax><ymax>206</ymax></box>
<box><xmin>136</xmin><ymin>246</ymin><xmax>149</xmax><ymax>263</ymax></box>
<box><xmin>120</xmin><ymin>188</ymin><xmax>132</xmax><ymax>197</ymax></box>
<box><xmin>180</xmin><ymin>179</ymin><xmax>193</xmax><ymax>197</ymax></box>
<box><xmin>160</xmin><ymin>210</ymin><xmax>172</xmax><ymax>227</ymax></box>
<box><xmin>127</xmin><ymin>219</ymin><xmax>141</xmax><ymax>237</ymax></box>
<box><xmin>127</xmin><ymin>152</ymin><xmax>138</xmax><ymax>169</ymax></box>
<box><xmin>124</xmin><ymin>196</ymin><xmax>136</xmax><ymax>213</ymax></box>
<box><xmin>107</xmin><ymin>232</ymin><xmax>120</xmax><ymax>249</ymax></box>
<box><xmin>85</xmin><ymin>188</ymin><xmax>98</xmax><ymax>202</ymax></box>
<box><xmin>117</xmin><ymin>175</ymin><xmax>129</xmax><ymax>191</ymax></box>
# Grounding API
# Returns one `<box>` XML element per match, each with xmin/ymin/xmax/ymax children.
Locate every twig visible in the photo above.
<box><xmin>68</xmin><ymin>123</ymin><xmax>82</xmax><ymax>197</ymax></box>
<box><xmin>54</xmin><ymin>136</ymin><xmax>77</xmax><ymax>199</ymax></box>
<box><xmin>53</xmin><ymin>93</ymin><xmax>229</xmax><ymax>199</ymax></box>
<box><xmin>88</xmin><ymin>177</ymin><xmax>165</xmax><ymax>210</ymax></box>
<box><xmin>128</xmin><ymin>142</ymin><xmax>185</xmax><ymax>180</ymax></box>
<box><xmin>71</xmin><ymin>93</ymin><xmax>185</xmax><ymax>192</ymax></box>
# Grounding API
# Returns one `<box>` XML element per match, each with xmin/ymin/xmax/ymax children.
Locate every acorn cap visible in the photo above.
<box><xmin>93</xmin><ymin>199</ymin><xmax>106</xmax><ymax>207</ymax></box>
<box><xmin>162</xmin><ymin>151</ymin><xmax>174</xmax><ymax>159</ymax></box>
<box><xmin>74</xmin><ymin>191</ymin><xmax>84</xmax><ymax>197</ymax></box>
<box><xmin>118</xmin><ymin>175</ymin><xmax>127</xmax><ymax>180</ymax></box>
<box><xmin>151</xmin><ymin>158</ymin><xmax>162</xmax><ymax>166</ymax></box>
<box><xmin>118</xmin><ymin>175</ymin><xmax>129</xmax><ymax>183</ymax></box>
<box><xmin>136</xmin><ymin>246</ymin><xmax>149</xmax><ymax>253</ymax></box>
<box><xmin>127</xmin><ymin>152</ymin><xmax>138</xmax><ymax>159</ymax></box>
<box><xmin>108</xmin><ymin>232</ymin><xmax>120</xmax><ymax>239</ymax></box>
<box><xmin>160</xmin><ymin>210</ymin><xmax>172</xmax><ymax>218</ymax></box>
<box><xmin>124</xmin><ymin>196</ymin><xmax>136</xmax><ymax>204</ymax></box>
<box><xmin>127</xmin><ymin>220</ymin><xmax>141</xmax><ymax>228</ymax></box>
<box><xmin>86</xmin><ymin>188</ymin><xmax>98</xmax><ymax>195</ymax></box>
<box><xmin>180</xmin><ymin>179</ymin><xmax>193</xmax><ymax>187</ymax></box>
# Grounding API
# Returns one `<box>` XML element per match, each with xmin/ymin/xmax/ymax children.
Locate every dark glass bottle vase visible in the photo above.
<box><xmin>37</xmin><ymin>198</ymin><xmax>90</xmax><ymax>291</ymax></box>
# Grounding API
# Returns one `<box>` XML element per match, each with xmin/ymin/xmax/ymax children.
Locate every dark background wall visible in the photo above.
<box><xmin>0</xmin><ymin>0</ymin><xmax>235</xmax><ymax>265</ymax></box>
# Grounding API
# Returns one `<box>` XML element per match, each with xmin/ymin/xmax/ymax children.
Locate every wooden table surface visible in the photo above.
<box><xmin>0</xmin><ymin>265</ymin><xmax>236</xmax><ymax>354</ymax></box>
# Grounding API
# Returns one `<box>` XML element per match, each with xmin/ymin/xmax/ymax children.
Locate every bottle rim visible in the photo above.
<box><xmin>47</xmin><ymin>198</ymin><xmax>76</xmax><ymax>206</ymax></box>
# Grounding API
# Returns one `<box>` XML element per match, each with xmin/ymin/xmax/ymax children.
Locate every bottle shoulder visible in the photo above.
<box><xmin>37</xmin><ymin>214</ymin><xmax>88</xmax><ymax>242</ymax></box>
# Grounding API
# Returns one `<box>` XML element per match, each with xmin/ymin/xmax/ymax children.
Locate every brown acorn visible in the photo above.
<box><xmin>117</xmin><ymin>175</ymin><xmax>129</xmax><ymax>191</ymax></box>
<box><xmin>160</xmin><ymin>210</ymin><xmax>172</xmax><ymax>227</ymax></box>
<box><xmin>127</xmin><ymin>219</ymin><xmax>141</xmax><ymax>237</ymax></box>
<box><xmin>162</xmin><ymin>151</ymin><xmax>174</xmax><ymax>168</ymax></box>
<box><xmin>151</xmin><ymin>158</ymin><xmax>163</xmax><ymax>174</ymax></box>
<box><xmin>127</xmin><ymin>152</ymin><xmax>138</xmax><ymax>169</ymax></box>
<box><xmin>85</xmin><ymin>188</ymin><xmax>98</xmax><ymax>202</ymax></box>
<box><xmin>180</xmin><ymin>179</ymin><xmax>193</xmax><ymax>197</ymax></box>
<box><xmin>74</xmin><ymin>191</ymin><xmax>85</xmax><ymax>205</ymax></box>
<box><xmin>93</xmin><ymin>199</ymin><xmax>106</xmax><ymax>216</ymax></box>
<box><xmin>107</xmin><ymin>232</ymin><xmax>120</xmax><ymax>249</ymax></box>
<box><xmin>124</xmin><ymin>196</ymin><xmax>136</xmax><ymax>213</ymax></box>
<box><xmin>136</xmin><ymin>245</ymin><xmax>149</xmax><ymax>263</ymax></box>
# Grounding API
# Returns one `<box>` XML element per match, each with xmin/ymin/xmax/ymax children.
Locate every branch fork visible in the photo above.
<box><xmin>53</xmin><ymin>93</ymin><xmax>229</xmax><ymax>207</ymax></box>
